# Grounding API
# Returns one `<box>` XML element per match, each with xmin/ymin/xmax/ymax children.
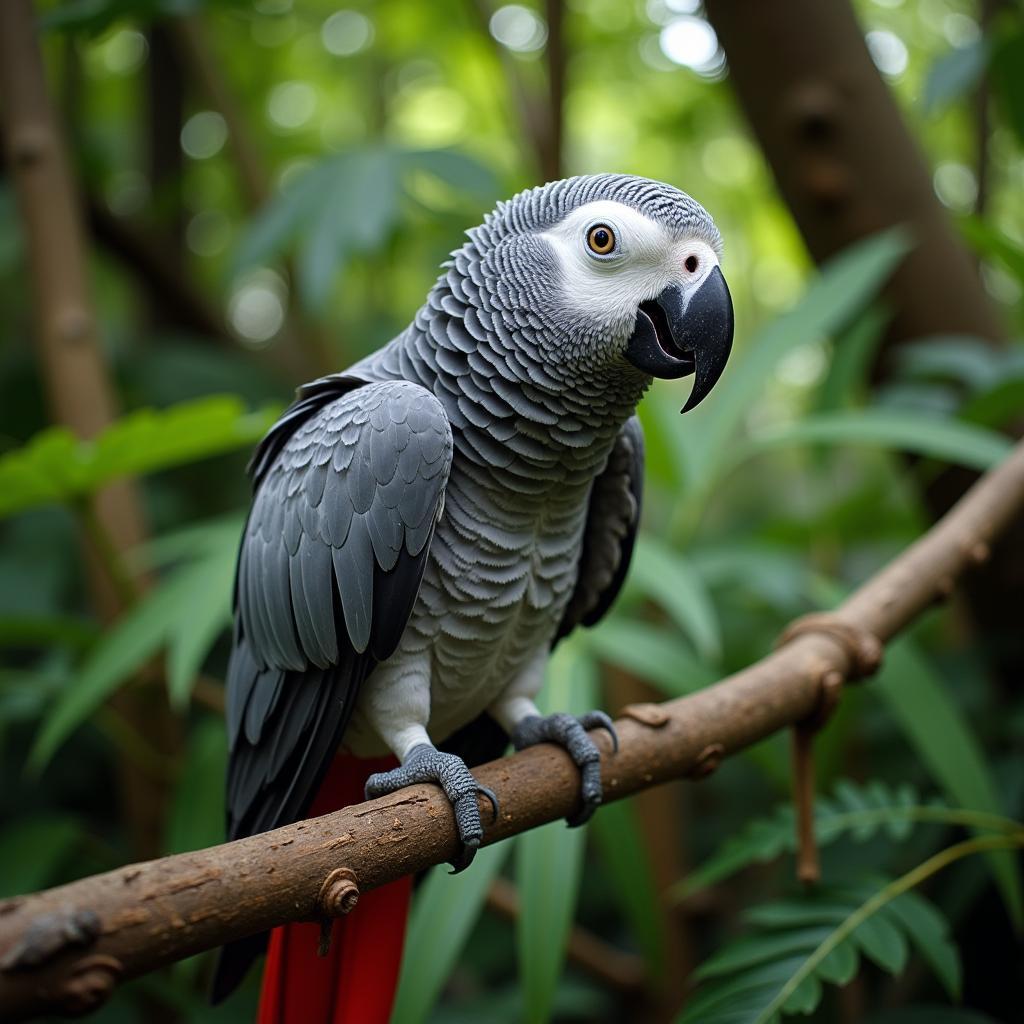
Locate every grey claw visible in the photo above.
<box><xmin>511</xmin><ymin>709</ymin><xmax>614</xmax><ymax>828</ymax></box>
<box><xmin>578</xmin><ymin>710</ymin><xmax>619</xmax><ymax>753</ymax></box>
<box><xmin>362</xmin><ymin>744</ymin><xmax>492</xmax><ymax>872</ymax></box>
<box><xmin>477</xmin><ymin>784</ymin><xmax>500</xmax><ymax>824</ymax></box>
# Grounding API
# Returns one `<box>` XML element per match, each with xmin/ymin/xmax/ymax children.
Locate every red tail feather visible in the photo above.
<box><xmin>256</xmin><ymin>755</ymin><xmax>412</xmax><ymax>1024</ymax></box>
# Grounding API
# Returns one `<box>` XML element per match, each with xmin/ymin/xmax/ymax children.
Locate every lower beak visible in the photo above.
<box><xmin>624</xmin><ymin>266</ymin><xmax>734</xmax><ymax>413</ymax></box>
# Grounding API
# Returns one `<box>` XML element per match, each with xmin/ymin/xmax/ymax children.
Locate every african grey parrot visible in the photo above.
<box><xmin>213</xmin><ymin>174</ymin><xmax>733</xmax><ymax>1014</ymax></box>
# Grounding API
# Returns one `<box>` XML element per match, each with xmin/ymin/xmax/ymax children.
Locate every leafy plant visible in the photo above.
<box><xmin>679</xmin><ymin>829</ymin><xmax>1024</xmax><ymax>1024</ymax></box>
<box><xmin>672</xmin><ymin>778</ymin><xmax>1020</xmax><ymax>904</ymax></box>
<box><xmin>0</xmin><ymin>397</ymin><xmax>277</xmax><ymax>520</ymax></box>
<box><xmin>28</xmin><ymin>516</ymin><xmax>242</xmax><ymax>771</ymax></box>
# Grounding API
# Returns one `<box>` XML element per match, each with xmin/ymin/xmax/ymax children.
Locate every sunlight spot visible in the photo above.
<box><xmin>489</xmin><ymin>5</ymin><xmax>547</xmax><ymax>53</ymax></box>
<box><xmin>180</xmin><ymin>111</ymin><xmax>227</xmax><ymax>160</ymax></box>
<box><xmin>942</xmin><ymin>13</ymin><xmax>981</xmax><ymax>47</ymax></box>
<box><xmin>186</xmin><ymin>210</ymin><xmax>230</xmax><ymax>258</ymax></box>
<box><xmin>267</xmin><ymin>81</ymin><xmax>318</xmax><ymax>130</ymax></box>
<box><xmin>228</xmin><ymin>270</ymin><xmax>287</xmax><ymax>345</ymax></box>
<box><xmin>97</xmin><ymin>29</ymin><xmax>147</xmax><ymax>75</ymax></box>
<box><xmin>321</xmin><ymin>10</ymin><xmax>374</xmax><ymax>56</ymax></box>
<box><xmin>933</xmin><ymin>162</ymin><xmax>977</xmax><ymax>211</ymax></box>
<box><xmin>778</xmin><ymin>342</ymin><xmax>828</xmax><ymax>389</ymax></box>
<box><xmin>866</xmin><ymin>29</ymin><xmax>908</xmax><ymax>78</ymax></box>
<box><xmin>105</xmin><ymin>171</ymin><xmax>149</xmax><ymax>217</ymax></box>
<box><xmin>659</xmin><ymin>17</ymin><xmax>723</xmax><ymax>76</ymax></box>
<box><xmin>981</xmin><ymin>263</ymin><xmax>1023</xmax><ymax>307</ymax></box>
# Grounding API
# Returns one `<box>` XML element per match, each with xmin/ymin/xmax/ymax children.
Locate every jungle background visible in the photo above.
<box><xmin>1</xmin><ymin>0</ymin><xmax>1023</xmax><ymax>1021</ymax></box>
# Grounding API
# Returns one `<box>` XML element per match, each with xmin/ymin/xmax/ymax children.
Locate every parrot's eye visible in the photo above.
<box><xmin>586</xmin><ymin>224</ymin><xmax>616</xmax><ymax>256</ymax></box>
<box><xmin>685</xmin><ymin>254</ymin><xmax>699</xmax><ymax>274</ymax></box>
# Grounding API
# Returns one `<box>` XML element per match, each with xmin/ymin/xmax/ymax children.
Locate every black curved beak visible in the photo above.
<box><xmin>624</xmin><ymin>266</ymin><xmax>734</xmax><ymax>413</ymax></box>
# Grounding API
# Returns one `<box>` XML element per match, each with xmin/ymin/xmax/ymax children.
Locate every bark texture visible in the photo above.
<box><xmin>1</xmin><ymin>437</ymin><xmax>1022</xmax><ymax>1021</ymax></box>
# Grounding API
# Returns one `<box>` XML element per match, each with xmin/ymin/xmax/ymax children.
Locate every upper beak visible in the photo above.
<box><xmin>624</xmin><ymin>266</ymin><xmax>734</xmax><ymax>413</ymax></box>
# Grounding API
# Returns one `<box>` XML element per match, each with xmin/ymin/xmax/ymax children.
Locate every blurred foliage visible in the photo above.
<box><xmin>2</xmin><ymin>0</ymin><xmax>1023</xmax><ymax>1023</ymax></box>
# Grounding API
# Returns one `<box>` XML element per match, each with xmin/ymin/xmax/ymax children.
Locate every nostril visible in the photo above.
<box><xmin>684</xmin><ymin>254</ymin><xmax>699</xmax><ymax>274</ymax></box>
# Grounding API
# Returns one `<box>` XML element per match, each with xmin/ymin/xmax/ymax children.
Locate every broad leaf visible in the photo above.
<box><xmin>923</xmin><ymin>40</ymin><xmax>991</xmax><ymax>114</ymax></box>
<box><xmin>0</xmin><ymin>397</ymin><xmax>277</xmax><ymax>520</ymax></box>
<box><xmin>390</xmin><ymin>841</ymin><xmax>511</xmax><ymax>1024</ymax></box>
<box><xmin>736</xmin><ymin>408</ymin><xmax>1011</xmax><ymax>472</ymax></box>
<box><xmin>627</xmin><ymin>536</ymin><xmax>721</xmax><ymax>664</ymax></box>
<box><xmin>687</xmin><ymin>228</ymin><xmax>911</xmax><ymax>488</ymax></box>
<box><xmin>516</xmin><ymin>639</ymin><xmax>595</xmax><ymax>1024</ymax></box>
<box><xmin>28</xmin><ymin>534</ymin><xmax>237</xmax><ymax>771</ymax></box>
<box><xmin>876</xmin><ymin>640</ymin><xmax>1023</xmax><ymax>927</ymax></box>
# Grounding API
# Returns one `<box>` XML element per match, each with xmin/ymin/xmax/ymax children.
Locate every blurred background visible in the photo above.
<box><xmin>1</xmin><ymin>0</ymin><xmax>1023</xmax><ymax>1021</ymax></box>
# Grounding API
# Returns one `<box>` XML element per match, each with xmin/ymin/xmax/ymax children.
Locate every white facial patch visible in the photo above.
<box><xmin>539</xmin><ymin>200</ymin><xmax>721</xmax><ymax>327</ymax></box>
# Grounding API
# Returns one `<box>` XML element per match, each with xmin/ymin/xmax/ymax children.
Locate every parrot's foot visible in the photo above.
<box><xmin>365</xmin><ymin>745</ymin><xmax>499</xmax><ymax>873</ymax></box>
<box><xmin>511</xmin><ymin>711</ymin><xmax>619</xmax><ymax>827</ymax></box>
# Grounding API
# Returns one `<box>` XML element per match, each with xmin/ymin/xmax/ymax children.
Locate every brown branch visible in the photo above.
<box><xmin>1</xmin><ymin>435</ymin><xmax>1023</xmax><ymax>1019</ymax></box>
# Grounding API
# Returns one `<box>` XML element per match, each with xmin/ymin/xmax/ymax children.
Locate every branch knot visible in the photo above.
<box><xmin>776</xmin><ymin>613</ymin><xmax>882</xmax><ymax>682</ymax></box>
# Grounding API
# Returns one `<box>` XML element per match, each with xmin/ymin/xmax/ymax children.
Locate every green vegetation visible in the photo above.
<box><xmin>1</xmin><ymin>1</ymin><xmax>1022</xmax><ymax>1022</ymax></box>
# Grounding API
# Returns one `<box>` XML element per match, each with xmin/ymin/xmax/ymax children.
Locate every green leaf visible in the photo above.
<box><xmin>0</xmin><ymin>398</ymin><xmax>278</xmax><ymax>520</ymax></box>
<box><xmin>0</xmin><ymin>815</ymin><xmax>82</xmax><ymax>898</ymax></box>
<box><xmin>852</xmin><ymin>912</ymin><xmax>908</xmax><ymax>974</ymax></box>
<box><xmin>815</xmin><ymin>305</ymin><xmax>890</xmax><ymax>412</ymax></box>
<box><xmin>737</xmin><ymin>408</ymin><xmax>1011</xmax><ymax>472</ymax></box>
<box><xmin>590</xmin><ymin>797</ymin><xmax>666</xmax><ymax>979</ymax></box>
<box><xmin>299</xmin><ymin>148</ymin><xmax>400</xmax><ymax>309</ymax></box>
<box><xmin>923</xmin><ymin>40</ymin><xmax>991</xmax><ymax>114</ymax></box>
<box><xmin>627</xmin><ymin>536</ymin><xmax>721</xmax><ymax>664</ymax></box>
<box><xmin>390</xmin><ymin>841</ymin><xmax>511</xmax><ymax>1024</ymax></box>
<box><xmin>516</xmin><ymin>640</ymin><xmax>594</xmax><ymax>1024</ymax></box>
<box><xmin>877</xmin><ymin>640</ymin><xmax>1023</xmax><ymax>927</ymax></box>
<box><xmin>166</xmin><ymin>717</ymin><xmax>229</xmax><ymax>855</ymax></box>
<box><xmin>403</xmin><ymin>148</ymin><xmax>498</xmax><ymax>201</ymax></box>
<box><xmin>165</xmin><ymin>539</ymin><xmax>237</xmax><ymax>709</ymax></box>
<box><xmin>28</xmin><ymin>537</ymin><xmax>237</xmax><ymax>771</ymax></box>
<box><xmin>583</xmin><ymin>616</ymin><xmax>715</xmax><ymax>698</ymax></box>
<box><xmin>959</xmin><ymin>215</ymin><xmax>1024</xmax><ymax>287</ymax></box>
<box><xmin>886</xmin><ymin>891</ymin><xmax>961</xmax><ymax>999</ymax></box>
<box><xmin>680</xmin><ymin>869</ymin><xmax>971</xmax><ymax>1024</ymax></box>
<box><xmin>688</xmin><ymin>228</ymin><xmax>911</xmax><ymax>488</ymax></box>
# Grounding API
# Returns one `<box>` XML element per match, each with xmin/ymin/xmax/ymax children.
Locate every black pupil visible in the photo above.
<box><xmin>685</xmin><ymin>255</ymin><xmax>699</xmax><ymax>272</ymax></box>
<box><xmin>593</xmin><ymin>229</ymin><xmax>610</xmax><ymax>249</ymax></box>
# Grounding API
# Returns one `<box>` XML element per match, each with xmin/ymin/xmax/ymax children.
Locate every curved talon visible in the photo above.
<box><xmin>511</xmin><ymin>709</ymin><xmax>614</xmax><ymax>829</ymax></box>
<box><xmin>579</xmin><ymin>710</ymin><xmax>619</xmax><ymax>753</ymax></box>
<box><xmin>362</xmin><ymin>745</ymin><xmax>492</xmax><ymax>873</ymax></box>
<box><xmin>477</xmin><ymin>784</ymin><xmax>500</xmax><ymax>824</ymax></box>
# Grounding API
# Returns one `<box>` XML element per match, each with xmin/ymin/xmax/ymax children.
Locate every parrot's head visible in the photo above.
<box><xmin>469</xmin><ymin>174</ymin><xmax>734</xmax><ymax>412</ymax></box>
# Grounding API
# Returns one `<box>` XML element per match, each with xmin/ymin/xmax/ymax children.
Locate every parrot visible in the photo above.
<box><xmin>211</xmin><ymin>173</ymin><xmax>733</xmax><ymax>1022</ymax></box>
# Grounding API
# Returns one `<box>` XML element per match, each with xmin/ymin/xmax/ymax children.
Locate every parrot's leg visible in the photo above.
<box><xmin>357</xmin><ymin>654</ymin><xmax>497</xmax><ymax>872</ymax></box>
<box><xmin>489</xmin><ymin>652</ymin><xmax>619</xmax><ymax>827</ymax></box>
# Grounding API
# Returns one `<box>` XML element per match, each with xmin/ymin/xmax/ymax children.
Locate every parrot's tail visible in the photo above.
<box><xmin>256</xmin><ymin>754</ymin><xmax>412</xmax><ymax>1024</ymax></box>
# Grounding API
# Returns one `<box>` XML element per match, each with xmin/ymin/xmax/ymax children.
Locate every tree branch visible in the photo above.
<box><xmin>1</xmin><ymin>436</ymin><xmax>1023</xmax><ymax>1020</ymax></box>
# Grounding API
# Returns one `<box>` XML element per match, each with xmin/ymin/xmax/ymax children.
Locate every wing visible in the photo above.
<box><xmin>555</xmin><ymin>416</ymin><xmax>644</xmax><ymax>642</ymax></box>
<box><xmin>224</xmin><ymin>378</ymin><xmax>453</xmax><ymax>842</ymax></box>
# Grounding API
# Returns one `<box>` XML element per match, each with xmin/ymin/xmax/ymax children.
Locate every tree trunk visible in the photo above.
<box><xmin>704</xmin><ymin>0</ymin><xmax>1004</xmax><ymax>346</ymax></box>
<box><xmin>0</xmin><ymin>0</ymin><xmax>175</xmax><ymax>859</ymax></box>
